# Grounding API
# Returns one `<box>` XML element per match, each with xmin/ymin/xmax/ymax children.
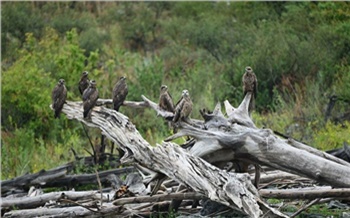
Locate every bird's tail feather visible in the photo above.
<box><xmin>83</xmin><ymin>110</ymin><xmax>89</xmax><ymax>118</ymax></box>
<box><xmin>54</xmin><ymin>111</ymin><xmax>60</xmax><ymax>119</ymax></box>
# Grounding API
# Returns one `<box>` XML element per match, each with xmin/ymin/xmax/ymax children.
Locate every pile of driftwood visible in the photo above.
<box><xmin>2</xmin><ymin>93</ymin><xmax>350</xmax><ymax>217</ymax></box>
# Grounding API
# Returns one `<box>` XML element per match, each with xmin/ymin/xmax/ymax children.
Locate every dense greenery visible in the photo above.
<box><xmin>2</xmin><ymin>2</ymin><xmax>350</xmax><ymax>180</ymax></box>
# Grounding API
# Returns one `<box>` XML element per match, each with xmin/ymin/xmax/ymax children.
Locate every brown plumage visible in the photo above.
<box><xmin>112</xmin><ymin>76</ymin><xmax>128</xmax><ymax>111</ymax></box>
<box><xmin>52</xmin><ymin>79</ymin><xmax>67</xmax><ymax>118</ymax></box>
<box><xmin>158</xmin><ymin>85</ymin><xmax>175</xmax><ymax>113</ymax></box>
<box><xmin>242</xmin><ymin>66</ymin><xmax>257</xmax><ymax>114</ymax></box>
<box><xmin>83</xmin><ymin>80</ymin><xmax>99</xmax><ymax>118</ymax></box>
<box><xmin>78</xmin><ymin>71</ymin><xmax>89</xmax><ymax>95</ymax></box>
<box><xmin>173</xmin><ymin>90</ymin><xmax>193</xmax><ymax>123</ymax></box>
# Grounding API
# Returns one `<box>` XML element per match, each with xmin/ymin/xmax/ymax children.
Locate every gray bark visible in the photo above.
<box><xmin>58</xmin><ymin>100</ymin><xmax>264</xmax><ymax>218</ymax></box>
<box><xmin>1</xmin><ymin>191</ymin><xmax>108</xmax><ymax>210</ymax></box>
<box><xmin>44</xmin><ymin>92</ymin><xmax>350</xmax><ymax>217</ymax></box>
<box><xmin>3</xmin><ymin>203</ymin><xmax>122</xmax><ymax>218</ymax></box>
<box><xmin>160</xmin><ymin>94</ymin><xmax>350</xmax><ymax>188</ymax></box>
<box><xmin>259</xmin><ymin>187</ymin><xmax>350</xmax><ymax>199</ymax></box>
<box><xmin>1</xmin><ymin>166</ymin><xmax>134</xmax><ymax>197</ymax></box>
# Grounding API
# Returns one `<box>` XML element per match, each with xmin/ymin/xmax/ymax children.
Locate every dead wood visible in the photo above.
<box><xmin>259</xmin><ymin>170</ymin><xmax>311</xmax><ymax>184</ymax></box>
<box><xmin>0</xmin><ymin>191</ymin><xmax>108</xmax><ymax>210</ymax></box>
<box><xmin>288</xmin><ymin>138</ymin><xmax>350</xmax><ymax>167</ymax></box>
<box><xmin>259</xmin><ymin>187</ymin><xmax>350</xmax><ymax>199</ymax></box>
<box><xmin>45</xmin><ymin>91</ymin><xmax>350</xmax><ymax>217</ymax></box>
<box><xmin>113</xmin><ymin>192</ymin><xmax>204</xmax><ymax>205</ymax></box>
<box><xmin>1</xmin><ymin>163</ymin><xmax>72</xmax><ymax>196</ymax></box>
<box><xmin>161</xmin><ymin>95</ymin><xmax>350</xmax><ymax>188</ymax></box>
<box><xmin>1</xmin><ymin>165</ymin><xmax>134</xmax><ymax>198</ymax></box>
<box><xmin>2</xmin><ymin>203</ymin><xmax>122</xmax><ymax>218</ymax></box>
<box><xmin>59</xmin><ymin>100</ymin><xmax>265</xmax><ymax>218</ymax></box>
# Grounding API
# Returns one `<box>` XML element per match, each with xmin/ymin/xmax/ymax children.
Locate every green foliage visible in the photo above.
<box><xmin>1</xmin><ymin>2</ymin><xmax>44</xmax><ymax>57</ymax></box>
<box><xmin>1</xmin><ymin>128</ymin><xmax>35</xmax><ymax>178</ymax></box>
<box><xmin>314</xmin><ymin>122</ymin><xmax>350</xmax><ymax>151</ymax></box>
<box><xmin>1</xmin><ymin>27</ymin><xmax>101</xmax><ymax>179</ymax></box>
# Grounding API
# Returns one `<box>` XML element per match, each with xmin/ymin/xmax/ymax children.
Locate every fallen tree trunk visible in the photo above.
<box><xmin>113</xmin><ymin>192</ymin><xmax>204</xmax><ymax>205</ymax></box>
<box><xmin>1</xmin><ymin>164</ymin><xmax>134</xmax><ymax>198</ymax></box>
<box><xmin>53</xmin><ymin>92</ymin><xmax>350</xmax><ymax>217</ymax></box>
<box><xmin>259</xmin><ymin>170</ymin><xmax>309</xmax><ymax>184</ymax></box>
<box><xmin>1</xmin><ymin>191</ymin><xmax>107</xmax><ymax>210</ymax></box>
<box><xmin>1</xmin><ymin>163</ymin><xmax>72</xmax><ymax>196</ymax></box>
<box><xmin>2</xmin><ymin>203</ymin><xmax>122</xmax><ymax>218</ymax></box>
<box><xmin>259</xmin><ymin>187</ymin><xmax>350</xmax><ymax>199</ymax></box>
<box><xmin>160</xmin><ymin>94</ymin><xmax>350</xmax><ymax>188</ymax></box>
<box><xmin>60</xmin><ymin>101</ymin><xmax>264</xmax><ymax>218</ymax></box>
<box><xmin>43</xmin><ymin>167</ymin><xmax>134</xmax><ymax>190</ymax></box>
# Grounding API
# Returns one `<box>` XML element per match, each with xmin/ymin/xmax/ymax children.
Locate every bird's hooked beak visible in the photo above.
<box><xmin>90</xmin><ymin>80</ymin><xmax>97</xmax><ymax>87</ymax></box>
<box><xmin>245</xmin><ymin>66</ymin><xmax>253</xmax><ymax>73</ymax></box>
<box><xmin>182</xmin><ymin>90</ymin><xmax>189</xmax><ymax>97</ymax></box>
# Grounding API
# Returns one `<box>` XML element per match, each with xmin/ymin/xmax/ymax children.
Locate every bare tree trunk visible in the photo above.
<box><xmin>259</xmin><ymin>187</ymin><xmax>350</xmax><ymax>199</ymax></box>
<box><xmin>52</xmin><ymin>92</ymin><xmax>350</xmax><ymax>217</ymax></box>
<box><xmin>59</xmin><ymin>100</ymin><xmax>264</xmax><ymax>217</ymax></box>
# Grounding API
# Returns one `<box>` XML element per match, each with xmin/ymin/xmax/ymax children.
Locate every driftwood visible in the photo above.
<box><xmin>40</xmin><ymin>91</ymin><xmax>347</xmax><ymax>216</ymax></box>
<box><xmin>159</xmin><ymin>94</ymin><xmax>350</xmax><ymax>188</ymax></box>
<box><xmin>259</xmin><ymin>170</ymin><xmax>309</xmax><ymax>184</ymax></box>
<box><xmin>2</xmin><ymin>203</ymin><xmax>123</xmax><ymax>218</ymax></box>
<box><xmin>259</xmin><ymin>187</ymin><xmax>350</xmax><ymax>199</ymax></box>
<box><xmin>5</xmin><ymin>91</ymin><xmax>349</xmax><ymax>217</ymax></box>
<box><xmin>1</xmin><ymin>191</ymin><xmax>108</xmax><ymax>210</ymax></box>
<box><xmin>1</xmin><ymin>162</ymin><xmax>134</xmax><ymax>197</ymax></box>
<box><xmin>59</xmin><ymin>99</ymin><xmax>265</xmax><ymax>218</ymax></box>
<box><xmin>113</xmin><ymin>192</ymin><xmax>204</xmax><ymax>205</ymax></box>
<box><xmin>1</xmin><ymin>163</ymin><xmax>72</xmax><ymax>196</ymax></box>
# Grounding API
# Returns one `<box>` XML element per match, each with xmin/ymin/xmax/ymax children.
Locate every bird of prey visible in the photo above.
<box><xmin>173</xmin><ymin>90</ymin><xmax>193</xmax><ymax>123</ymax></box>
<box><xmin>52</xmin><ymin>79</ymin><xmax>67</xmax><ymax>118</ymax></box>
<box><xmin>83</xmin><ymin>80</ymin><xmax>99</xmax><ymax>118</ymax></box>
<box><xmin>242</xmin><ymin>66</ymin><xmax>257</xmax><ymax>114</ymax></box>
<box><xmin>112</xmin><ymin>76</ymin><xmax>128</xmax><ymax>111</ymax></box>
<box><xmin>78</xmin><ymin>71</ymin><xmax>90</xmax><ymax>95</ymax></box>
<box><xmin>158</xmin><ymin>85</ymin><xmax>175</xmax><ymax>113</ymax></box>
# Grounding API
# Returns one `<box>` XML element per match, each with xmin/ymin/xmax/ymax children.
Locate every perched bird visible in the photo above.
<box><xmin>112</xmin><ymin>76</ymin><xmax>128</xmax><ymax>111</ymax></box>
<box><xmin>83</xmin><ymin>80</ymin><xmax>99</xmax><ymax>118</ymax></box>
<box><xmin>242</xmin><ymin>66</ymin><xmax>257</xmax><ymax>115</ymax></box>
<box><xmin>158</xmin><ymin>85</ymin><xmax>175</xmax><ymax>113</ymax></box>
<box><xmin>51</xmin><ymin>79</ymin><xmax>67</xmax><ymax>118</ymax></box>
<box><xmin>78</xmin><ymin>71</ymin><xmax>90</xmax><ymax>95</ymax></box>
<box><xmin>173</xmin><ymin>90</ymin><xmax>193</xmax><ymax>123</ymax></box>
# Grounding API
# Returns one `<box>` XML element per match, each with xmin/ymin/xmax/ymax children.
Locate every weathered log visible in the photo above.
<box><xmin>44</xmin><ymin>167</ymin><xmax>134</xmax><ymax>190</ymax></box>
<box><xmin>3</xmin><ymin>203</ymin><xmax>122</xmax><ymax>218</ymax></box>
<box><xmin>0</xmin><ymin>191</ymin><xmax>108</xmax><ymax>210</ymax></box>
<box><xmin>56</xmin><ymin>91</ymin><xmax>350</xmax><ymax>216</ymax></box>
<box><xmin>1</xmin><ymin>163</ymin><xmax>72</xmax><ymax>196</ymax></box>
<box><xmin>288</xmin><ymin>138</ymin><xmax>350</xmax><ymax>167</ymax></box>
<box><xmin>259</xmin><ymin>187</ymin><xmax>350</xmax><ymax>199</ymax></box>
<box><xmin>59</xmin><ymin>101</ymin><xmax>264</xmax><ymax>218</ymax></box>
<box><xmin>1</xmin><ymin>165</ymin><xmax>134</xmax><ymax>197</ymax></box>
<box><xmin>162</xmin><ymin>95</ymin><xmax>350</xmax><ymax>188</ymax></box>
<box><xmin>259</xmin><ymin>170</ymin><xmax>310</xmax><ymax>184</ymax></box>
<box><xmin>113</xmin><ymin>192</ymin><xmax>204</xmax><ymax>205</ymax></box>
<box><xmin>96</xmin><ymin>98</ymin><xmax>148</xmax><ymax>107</ymax></box>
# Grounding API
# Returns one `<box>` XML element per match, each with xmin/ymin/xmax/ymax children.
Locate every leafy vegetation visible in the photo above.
<box><xmin>1</xmin><ymin>2</ymin><xmax>349</xmax><ymax>185</ymax></box>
